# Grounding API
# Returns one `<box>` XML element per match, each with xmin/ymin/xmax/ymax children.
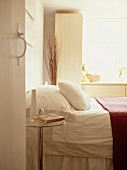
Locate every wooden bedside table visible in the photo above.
<box><xmin>26</xmin><ymin>117</ymin><xmax>66</xmax><ymax>170</ymax></box>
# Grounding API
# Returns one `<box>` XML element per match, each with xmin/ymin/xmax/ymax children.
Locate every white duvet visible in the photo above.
<box><xmin>53</xmin><ymin>98</ymin><xmax>113</xmax><ymax>145</ymax></box>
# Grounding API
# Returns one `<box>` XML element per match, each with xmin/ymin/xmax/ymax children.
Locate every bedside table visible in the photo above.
<box><xmin>26</xmin><ymin>117</ymin><xmax>66</xmax><ymax>170</ymax></box>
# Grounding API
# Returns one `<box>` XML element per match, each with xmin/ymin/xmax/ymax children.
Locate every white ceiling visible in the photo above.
<box><xmin>44</xmin><ymin>0</ymin><xmax>127</xmax><ymax>18</ymax></box>
<box><xmin>44</xmin><ymin>0</ymin><xmax>84</xmax><ymax>10</ymax></box>
<box><xmin>44</xmin><ymin>0</ymin><xmax>84</xmax><ymax>16</ymax></box>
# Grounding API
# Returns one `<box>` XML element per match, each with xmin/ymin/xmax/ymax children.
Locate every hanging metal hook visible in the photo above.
<box><xmin>17</xmin><ymin>27</ymin><xmax>27</xmax><ymax>65</ymax></box>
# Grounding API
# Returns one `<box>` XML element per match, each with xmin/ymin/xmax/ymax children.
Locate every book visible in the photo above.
<box><xmin>27</xmin><ymin>118</ymin><xmax>66</xmax><ymax>127</ymax></box>
<box><xmin>34</xmin><ymin>113</ymin><xmax>65</xmax><ymax>123</ymax></box>
<box><xmin>42</xmin><ymin>120</ymin><xmax>66</xmax><ymax>127</ymax></box>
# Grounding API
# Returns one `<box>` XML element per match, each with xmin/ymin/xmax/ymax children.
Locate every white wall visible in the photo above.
<box><xmin>25</xmin><ymin>0</ymin><xmax>44</xmax><ymax>91</ymax></box>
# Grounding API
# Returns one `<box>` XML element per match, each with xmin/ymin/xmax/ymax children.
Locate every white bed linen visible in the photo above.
<box><xmin>43</xmin><ymin>98</ymin><xmax>113</xmax><ymax>159</ymax></box>
<box><xmin>43</xmin><ymin>98</ymin><xmax>113</xmax><ymax>170</ymax></box>
<box><xmin>53</xmin><ymin>98</ymin><xmax>112</xmax><ymax>145</ymax></box>
<box><xmin>44</xmin><ymin>155</ymin><xmax>113</xmax><ymax>170</ymax></box>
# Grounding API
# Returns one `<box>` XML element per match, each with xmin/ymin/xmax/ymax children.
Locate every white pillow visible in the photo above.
<box><xmin>58</xmin><ymin>80</ymin><xmax>90</xmax><ymax>111</ymax></box>
<box><xmin>26</xmin><ymin>85</ymin><xmax>74</xmax><ymax>113</ymax></box>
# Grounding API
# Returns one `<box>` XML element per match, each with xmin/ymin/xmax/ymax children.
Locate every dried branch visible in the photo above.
<box><xmin>44</xmin><ymin>33</ymin><xmax>62</xmax><ymax>85</ymax></box>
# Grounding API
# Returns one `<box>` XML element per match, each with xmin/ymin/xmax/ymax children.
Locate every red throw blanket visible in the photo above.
<box><xmin>95</xmin><ymin>97</ymin><xmax>127</xmax><ymax>170</ymax></box>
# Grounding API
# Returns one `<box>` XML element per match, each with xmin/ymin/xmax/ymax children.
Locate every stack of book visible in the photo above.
<box><xmin>34</xmin><ymin>113</ymin><xmax>65</xmax><ymax>126</ymax></box>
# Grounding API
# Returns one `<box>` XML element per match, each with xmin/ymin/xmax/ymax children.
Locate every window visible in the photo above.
<box><xmin>82</xmin><ymin>18</ymin><xmax>127</xmax><ymax>82</ymax></box>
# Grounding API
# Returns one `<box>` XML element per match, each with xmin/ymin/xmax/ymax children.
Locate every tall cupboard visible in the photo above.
<box><xmin>55</xmin><ymin>13</ymin><xmax>83</xmax><ymax>87</ymax></box>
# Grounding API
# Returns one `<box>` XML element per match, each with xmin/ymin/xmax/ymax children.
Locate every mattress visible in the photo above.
<box><xmin>43</xmin><ymin>98</ymin><xmax>113</xmax><ymax>158</ymax></box>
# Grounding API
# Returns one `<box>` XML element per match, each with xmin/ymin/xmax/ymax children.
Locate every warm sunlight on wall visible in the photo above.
<box><xmin>25</xmin><ymin>0</ymin><xmax>43</xmax><ymax>91</ymax></box>
<box><xmin>82</xmin><ymin>18</ymin><xmax>127</xmax><ymax>82</ymax></box>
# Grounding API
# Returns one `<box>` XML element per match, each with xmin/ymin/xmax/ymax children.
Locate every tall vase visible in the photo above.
<box><xmin>30</xmin><ymin>89</ymin><xmax>38</xmax><ymax>121</ymax></box>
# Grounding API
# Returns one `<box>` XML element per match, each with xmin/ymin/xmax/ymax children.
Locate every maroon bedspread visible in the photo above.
<box><xmin>95</xmin><ymin>97</ymin><xmax>127</xmax><ymax>170</ymax></box>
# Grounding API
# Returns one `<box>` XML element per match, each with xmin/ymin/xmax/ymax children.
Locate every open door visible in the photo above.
<box><xmin>0</xmin><ymin>0</ymin><xmax>26</xmax><ymax>169</ymax></box>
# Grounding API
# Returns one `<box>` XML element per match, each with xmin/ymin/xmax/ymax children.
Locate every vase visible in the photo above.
<box><xmin>30</xmin><ymin>89</ymin><xmax>38</xmax><ymax>121</ymax></box>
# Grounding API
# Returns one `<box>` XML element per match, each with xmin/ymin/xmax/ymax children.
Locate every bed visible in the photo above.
<box><xmin>26</xmin><ymin>80</ymin><xmax>127</xmax><ymax>170</ymax></box>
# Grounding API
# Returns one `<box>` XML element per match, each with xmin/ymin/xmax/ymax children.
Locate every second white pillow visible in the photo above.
<box><xmin>58</xmin><ymin>80</ymin><xmax>90</xmax><ymax>111</ymax></box>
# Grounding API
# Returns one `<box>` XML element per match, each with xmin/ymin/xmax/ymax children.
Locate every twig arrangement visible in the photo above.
<box><xmin>44</xmin><ymin>33</ymin><xmax>62</xmax><ymax>85</ymax></box>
